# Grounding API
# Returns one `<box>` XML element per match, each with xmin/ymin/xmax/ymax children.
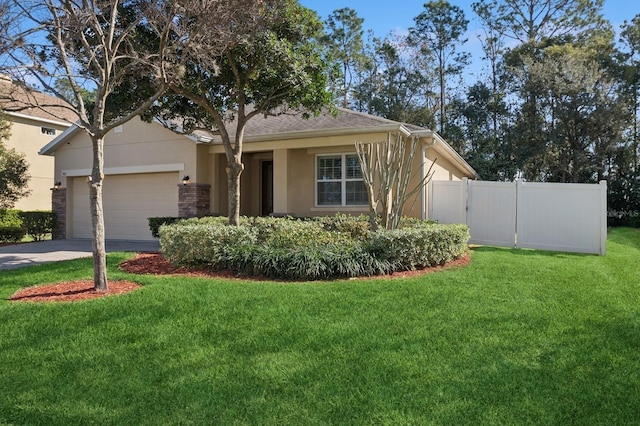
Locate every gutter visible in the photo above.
<box><xmin>5</xmin><ymin>111</ymin><xmax>72</xmax><ymax>127</ymax></box>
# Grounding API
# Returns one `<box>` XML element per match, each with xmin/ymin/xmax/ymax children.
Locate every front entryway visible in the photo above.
<box><xmin>261</xmin><ymin>160</ymin><xmax>274</xmax><ymax>216</ymax></box>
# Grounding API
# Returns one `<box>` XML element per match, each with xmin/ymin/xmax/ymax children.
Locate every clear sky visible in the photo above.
<box><xmin>299</xmin><ymin>0</ymin><xmax>638</xmax><ymax>37</ymax></box>
<box><xmin>299</xmin><ymin>0</ymin><xmax>639</xmax><ymax>84</ymax></box>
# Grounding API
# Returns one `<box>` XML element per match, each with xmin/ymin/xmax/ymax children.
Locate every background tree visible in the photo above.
<box><xmin>0</xmin><ymin>112</ymin><xmax>30</xmax><ymax>209</ymax></box>
<box><xmin>354</xmin><ymin>36</ymin><xmax>435</xmax><ymax>127</ymax></box>
<box><xmin>409</xmin><ymin>0</ymin><xmax>469</xmax><ymax>134</ymax></box>
<box><xmin>609</xmin><ymin>14</ymin><xmax>640</xmax><ymax>223</ymax></box>
<box><xmin>621</xmin><ymin>15</ymin><xmax>640</xmax><ymax>174</ymax></box>
<box><xmin>152</xmin><ymin>0</ymin><xmax>332</xmax><ymax>226</ymax></box>
<box><xmin>472</xmin><ymin>0</ymin><xmax>509</xmax><ymax>141</ymax></box>
<box><xmin>447</xmin><ymin>82</ymin><xmax>513</xmax><ymax>180</ymax></box>
<box><xmin>321</xmin><ymin>8</ymin><xmax>368</xmax><ymax>108</ymax></box>
<box><xmin>522</xmin><ymin>43</ymin><xmax>627</xmax><ymax>182</ymax></box>
<box><xmin>472</xmin><ymin>0</ymin><xmax>606</xmax><ymax>181</ymax></box>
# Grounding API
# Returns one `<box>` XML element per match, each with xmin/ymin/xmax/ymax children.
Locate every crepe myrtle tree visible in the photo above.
<box><xmin>0</xmin><ymin>0</ymin><xmax>264</xmax><ymax>290</ymax></box>
<box><xmin>149</xmin><ymin>0</ymin><xmax>333</xmax><ymax>226</ymax></box>
<box><xmin>355</xmin><ymin>132</ymin><xmax>436</xmax><ymax>230</ymax></box>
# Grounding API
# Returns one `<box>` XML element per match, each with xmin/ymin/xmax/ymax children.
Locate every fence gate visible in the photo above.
<box><xmin>428</xmin><ymin>179</ymin><xmax>607</xmax><ymax>255</ymax></box>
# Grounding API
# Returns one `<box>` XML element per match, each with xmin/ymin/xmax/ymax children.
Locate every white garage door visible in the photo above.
<box><xmin>72</xmin><ymin>172</ymin><xmax>179</xmax><ymax>240</ymax></box>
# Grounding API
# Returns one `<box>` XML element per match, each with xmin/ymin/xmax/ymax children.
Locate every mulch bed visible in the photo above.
<box><xmin>118</xmin><ymin>252</ymin><xmax>471</xmax><ymax>281</ymax></box>
<box><xmin>8</xmin><ymin>251</ymin><xmax>470</xmax><ymax>303</ymax></box>
<box><xmin>9</xmin><ymin>280</ymin><xmax>141</xmax><ymax>303</ymax></box>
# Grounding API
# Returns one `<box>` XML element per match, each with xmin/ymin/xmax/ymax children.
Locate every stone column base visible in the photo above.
<box><xmin>51</xmin><ymin>188</ymin><xmax>66</xmax><ymax>239</ymax></box>
<box><xmin>178</xmin><ymin>183</ymin><xmax>211</xmax><ymax>218</ymax></box>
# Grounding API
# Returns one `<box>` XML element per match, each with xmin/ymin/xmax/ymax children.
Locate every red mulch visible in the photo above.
<box><xmin>118</xmin><ymin>252</ymin><xmax>471</xmax><ymax>281</ymax></box>
<box><xmin>8</xmin><ymin>252</ymin><xmax>470</xmax><ymax>303</ymax></box>
<box><xmin>9</xmin><ymin>280</ymin><xmax>141</xmax><ymax>303</ymax></box>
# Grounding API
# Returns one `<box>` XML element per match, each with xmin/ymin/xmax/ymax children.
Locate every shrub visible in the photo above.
<box><xmin>313</xmin><ymin>213</ymin><xmax>372</xmax><ymax>239</ymax></box>
<box><xmin>148</xmin><ymin>217</ymin><xmax>182</xmax><ymax>238</ymax></box>
<box><xmin>0</xmin><ymin>209</ymin><xmax>22</xmax><ymax>228</ymax></box>
<box><xmin>371</xmin><ymin>224</ymin><xmax>469</xmax><ymax>270</ymax></box>
<box><xmin>19</xmin><ymin>211</ymin><xmax>55</xmax><ymax>241</ymax></box>
<box><xmin>0</xmin><ymin>226</ymin><xmax>26</xmax><ymax>243</ymax></box>
<box><xmin>159</xmin><ymin>214</ymin><xmax>469</xmax><ymax>280</ymax></box>
<box><xmin>608</xmin><ymin>210</ymin><xmax>640</xmax><ymax>228</ymax></box>
<box><xmin>159</xmin><ymin>222</ymin><xmax>258</xmax><ymax>269</ymax></box>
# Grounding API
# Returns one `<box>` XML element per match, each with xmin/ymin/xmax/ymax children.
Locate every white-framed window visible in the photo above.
<box><xmin>41</xmin><ymin>127</ymin><xmax>56</xmax><ymax>136</ymax></box>
<box><xmin>316</xmin><ymin>153</ymin><xmax>367</xmax><ymax>206</ymax></box>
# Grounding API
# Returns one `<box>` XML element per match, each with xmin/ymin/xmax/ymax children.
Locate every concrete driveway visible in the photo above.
<box><xmin>0</xmin><ymin>239</ymin><xmax>160</xmax><ymax>271</ymax></box>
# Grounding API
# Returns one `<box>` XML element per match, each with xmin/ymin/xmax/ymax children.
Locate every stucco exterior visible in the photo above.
<box><xmin>1</xmin><ymin>76</ymin><xmax>78</xmax><ymax>211</ymax></box>
<box><xmin>3</xmin><ymin>112</ymin><xmax>70</xmax><ymax>210</ymax></box>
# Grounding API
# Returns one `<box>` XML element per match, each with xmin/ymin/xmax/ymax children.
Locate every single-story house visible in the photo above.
<box><xmin>1</xmin><ymin>75</ymin><xmax>78</xmax><ymax>210</ymax></box>
<box><xmin>40</xmin><ymin>107</ymin><xmax>478</xmax><ymax>240</ymax></box>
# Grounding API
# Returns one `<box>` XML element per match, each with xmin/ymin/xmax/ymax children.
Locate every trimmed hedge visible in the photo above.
<box><xmin>148</xmin><ymin>217</ymin><xmax>183</xmax><ymax>238</ymax></box>
<box><xmin>0</xmin><ymin>226</ymin><xmax>26</xmax><ymax>243</ymax></box>
<box><xmin>160</xmin><ymin>215</ymin><xmax>469</xmax><ymax>281</ymax></box>
<box><xmin>0</xmin><ymin>210</ymin><xmax>22</xmax><ymax>228</ymax></box>
<box><xmin>19</xmin><ymin>211</ymin><xmax>56</xmax><ymax>241</ymax></box>
<box><xmin>0</xmin><ymin>210</ymin><xmax>55</xmax><ymax>242</ymax></box>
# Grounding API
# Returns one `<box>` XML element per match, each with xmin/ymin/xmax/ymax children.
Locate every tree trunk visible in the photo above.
<box><xmin>226</xmin><ymin>155</ymin><xmax>244</xmax><ymax>226</ymax></box>
<box><xmin>90</xmin><ymin>136</ymin><xmax>108</xmax><ymax>291</ymax></box>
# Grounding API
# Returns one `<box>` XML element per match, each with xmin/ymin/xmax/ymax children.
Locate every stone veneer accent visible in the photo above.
<box><xmin>51</xmin><ymin>188</ymin><xmax>66</xmax><ymax>240</ymax></box>
<box><xmin>178</xmin><ymin>183</ymin><xmax>211</xmax><ymax>218</ymax></box>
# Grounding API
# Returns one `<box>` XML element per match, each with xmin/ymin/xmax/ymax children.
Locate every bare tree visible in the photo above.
<box><xmin>0</xmin><ymin>0</ymin><xmax>187</xmax><ymax>290</ymax></box>
<box><xmin>355</xmin><ymin>132</ymin><xmax>436</xmax><ymax>230</ymax></box>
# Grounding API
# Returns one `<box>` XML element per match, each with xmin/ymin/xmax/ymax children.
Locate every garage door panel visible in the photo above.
<box><xmin>72</xmin><ymin>172</ymin><xmax>179</xmax><ymax>240</ymax></box>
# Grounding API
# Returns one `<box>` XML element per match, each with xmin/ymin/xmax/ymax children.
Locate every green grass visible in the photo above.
<box><xmin>1</xmin><ymin>228</ymin><xmax>639</xmax><ymax>425</ymax></box>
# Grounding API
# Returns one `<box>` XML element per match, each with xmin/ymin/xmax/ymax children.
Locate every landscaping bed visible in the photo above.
<box><xmin>159</xmin><ymin>215</ymin><xmax>470</xmax><ymax>280</ymax></box>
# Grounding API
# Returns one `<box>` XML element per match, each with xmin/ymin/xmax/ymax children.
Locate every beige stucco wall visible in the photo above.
<box><xmin>53</xmin><ymin>117</ymin><xmax>196</xmax><ymax>185</ymax></box>
<box><xmin>5</xmin><ymin>114</ymin><xmax>69</xmax><ymax>211</ymax></box>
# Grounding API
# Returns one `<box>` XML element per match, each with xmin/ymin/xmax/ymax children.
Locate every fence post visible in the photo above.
<box><xmin>461</xmin><ymin>177</ymin><xmax>468</xmax><ymax>225</ymax></box>
<box><xmin>600</xmin><ymin>180</ymin><xmax>607</xmax><ymax>256</ymax></box>
<box><xmin>515</xmin><ymin>179</ymin><xmax>522</xmax><ymax>249</ymax></box>
<box><xmin>427</xmin><ymin>179</ymin><xmax>433</xmax><ymax>221</ymax></box>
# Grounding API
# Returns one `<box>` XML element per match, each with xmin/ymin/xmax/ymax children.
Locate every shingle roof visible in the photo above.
<box><xmin>0</xmin><ymin>75</ymin><xmax>79</xmax><ymax>124</ymax></box>
<box><xmin>204</xmin><ymin>107</ymin><xmax>427</xmax><ymax>142</ymax></box>
<box><xmin>245</xmin><ymin>107</ymin><xmax>402</xmax><ymax>135</ymax></box>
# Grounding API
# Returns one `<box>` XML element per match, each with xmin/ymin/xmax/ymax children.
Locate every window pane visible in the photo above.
<box><xmin>346</xmin><ymin>181</ymin><xmax>367</xmax><ymax>205</ymax></box>
<box><xmin>318</xmin><ymin>182</ymin><xmax>342</xmax><ymax>205</ymax></box>
<box><xmin>317</xmin><ymin>156</ymin><xmax>342</xmax><ymax>180</ymax></box>
<box><xmin>345</xmin><ymin>154</ymin><xmax>362</xmax><ymax>179</ymax></box>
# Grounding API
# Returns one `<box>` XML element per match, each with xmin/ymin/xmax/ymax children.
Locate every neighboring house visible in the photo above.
<box><xmin>40</xmin><ymin>107</ymin><xmax>478</xmax><ymax>241</ymax></box>
<box><xmin>0</xmin><ymin>75</ymin><xmax>78</xmax><ymax>211</ymax></box>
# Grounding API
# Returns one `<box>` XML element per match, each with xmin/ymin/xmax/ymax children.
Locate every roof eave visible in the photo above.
<box><xmin>419</xmin><ymin>131</ymin><xmax>479</xmax><ymax>179</ymax></box>
<box><xmin>221</xmin><ymin>123</ymin><xmax>410</xmax><ymax>144</ymax></box>
<box><xmin>39</xmin><ymin>123</ymin><xmax>82</xmax><ymax>156</ymax></box>
<box><xmin>5</xmin><ymin>111</ymin><xmax>73</xmax><ymax>127</ymax></box>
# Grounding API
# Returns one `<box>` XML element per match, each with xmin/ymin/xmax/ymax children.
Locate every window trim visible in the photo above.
<box><xmin>315</xmin><ymin>153</ymin><xmax>367</xmax><ymax>207</ymax></box>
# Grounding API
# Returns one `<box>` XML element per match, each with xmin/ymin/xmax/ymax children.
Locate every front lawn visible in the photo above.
<box><xmin>0</xmin><ymin>228</ymin><xmax>639</xmax><ymax>425</ymax></box>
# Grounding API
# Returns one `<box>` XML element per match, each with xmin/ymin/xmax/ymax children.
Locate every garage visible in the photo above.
<box><xmin>71</xmin><ymin>172</ymin><xmax>179</xmax><ymax>240</ymax></box>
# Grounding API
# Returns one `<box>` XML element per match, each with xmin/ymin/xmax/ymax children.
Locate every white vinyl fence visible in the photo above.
<box><xmin>428</xmin><ymin>179</ymin><xmax>607</xmax><ymax>255</ymax></box>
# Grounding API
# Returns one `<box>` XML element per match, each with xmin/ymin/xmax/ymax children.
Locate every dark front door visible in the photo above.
<box><xmin>261</xmin><ymin>160</ymin><xmax>273</xmax><ymax>216</ymax></box>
